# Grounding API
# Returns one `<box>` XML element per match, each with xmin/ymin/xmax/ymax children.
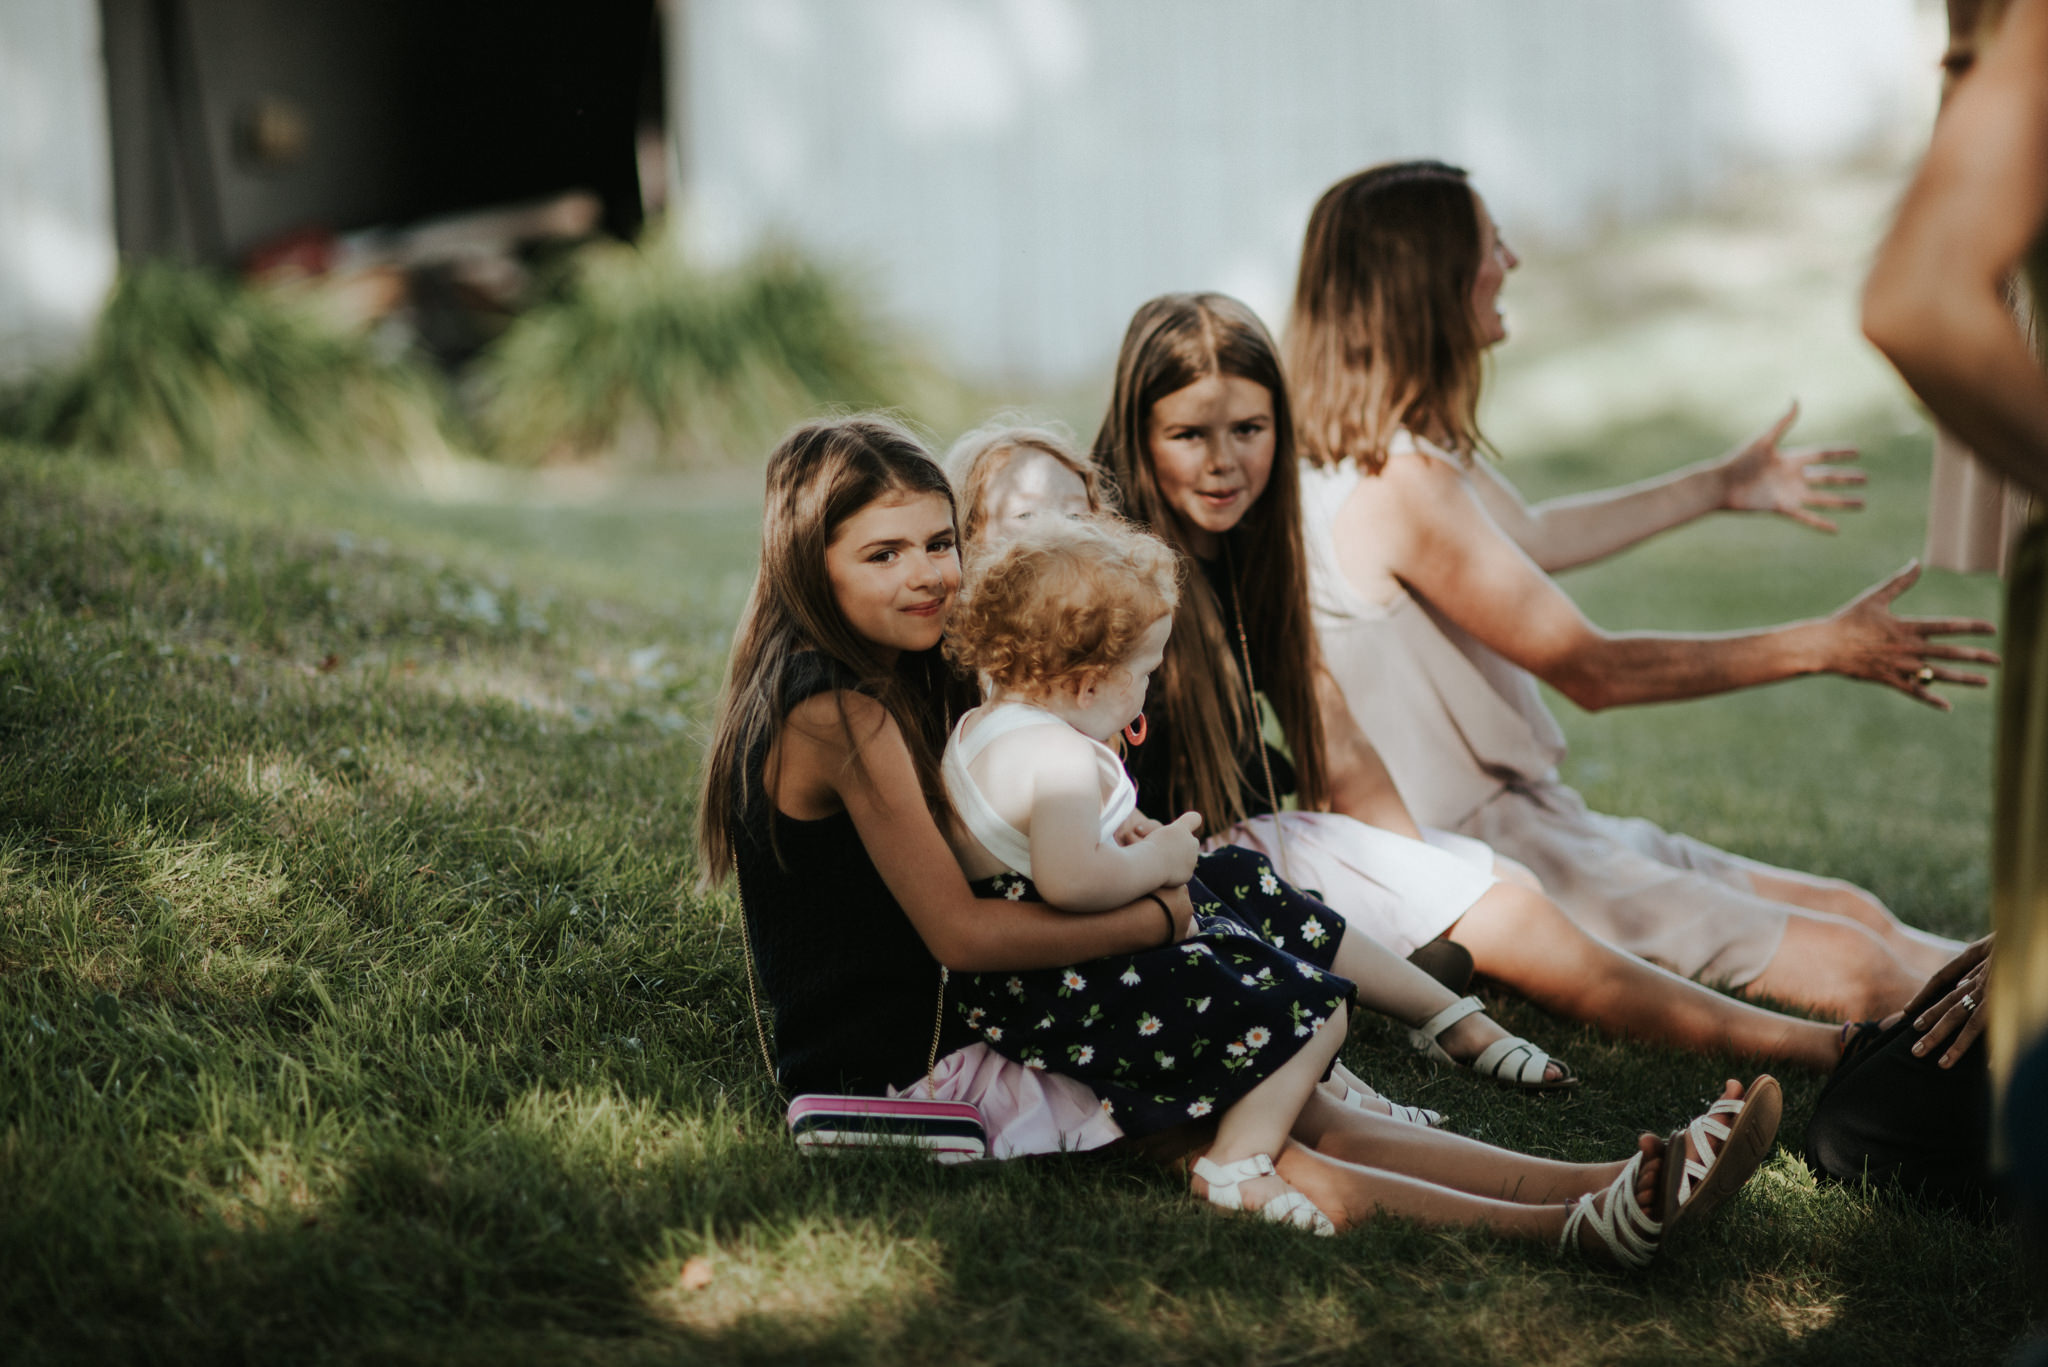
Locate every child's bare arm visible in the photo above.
<box><xmin>803</xmin><ymin>693</ymin><xmax>1185</xmax><ymax>968</ymax></box>
<box><xmin>1019</xmin><ymin>729</ymin><xmax>1201</xmax><ymax>911</ymax></box>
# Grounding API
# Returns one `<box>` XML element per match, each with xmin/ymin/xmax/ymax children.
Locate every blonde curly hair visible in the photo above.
<box><xmin>945</xmin><ymin>518</ymin><xmax>1180</xmax><ymax>693</ymax></box>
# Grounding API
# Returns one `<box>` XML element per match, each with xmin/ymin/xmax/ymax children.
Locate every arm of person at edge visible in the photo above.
<box><xmin>1864</xmin><ymin>0</ymin><xmax>2048</xmax><ymax>501</ymax></box>
<box><xmin>1350</xmin><ymin>450</ymin><xmax>1999</xmax><ymax>712</ymax></box>
<box><xmin>1464</xmin><ymin>403</ymin><xmax>1866</xmax><ymax>574</ymax></box>
<box><xmin>1313</xmin><ymin>666</ymin><xmax>1425</xmax><ymax>839</ymax></box>
<box><xmin>778</xmin><ymin>690</ymin><xmax>1191</xmax><ymax>970</ymax></box>
<box><xmin>1905</xmin><ymin>934</ymin><xmax>1995</xmax><ymax>1068</ymax></box>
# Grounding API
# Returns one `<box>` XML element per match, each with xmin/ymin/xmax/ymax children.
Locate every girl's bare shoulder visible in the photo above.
<box><xmin>1340</xmin><ymin>443</ymin><xmax>1468</xmax><ymax>529</ymax></box>
<box><xmin>784</xmin><ymin>688</ymin><xmax>895</xmax><ymax>755</ymax></box>
<box><xmin>970</xmin><ymin>710</ymin><xmax>1096</xmax><ymax>771</ymax></box>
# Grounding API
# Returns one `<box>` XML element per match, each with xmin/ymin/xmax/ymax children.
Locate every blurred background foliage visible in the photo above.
<box><xmin>472</xmin><ymin>238</ymin><xmax>904</xmax><ymax>467</ymax></box>
<box><xmin>0</xmin><ymin>262</ymin><xmax>448</xmax><ymax>472</ymax></box>
<box><xmin>0</xmin><ymin>232</ymin><xmax>925</xmax><ymax>473</ymax></box>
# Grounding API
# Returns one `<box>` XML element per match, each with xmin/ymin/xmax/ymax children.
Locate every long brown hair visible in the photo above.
<box><xmin>1090</xmin><ymin>292</ymin><xmax>1329</xmax><ymax>831</ymax></box>
<box><xmin>696</xmin><ymin>416</ymin><xmax>964</xmax><ymax>885</ymax></box>
<box><xmin>1288</xmin><ymin>160</ymin><xmax>1492</xmax><ymax>472</ymax></box>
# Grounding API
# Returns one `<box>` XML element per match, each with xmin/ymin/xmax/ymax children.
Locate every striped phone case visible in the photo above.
<box><xmin>786</xmin><ymin>1094</ymin><xmax>989</xmax><ymax>1164</ymax></box>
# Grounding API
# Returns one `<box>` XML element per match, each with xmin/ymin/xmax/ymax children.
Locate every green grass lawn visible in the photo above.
<box><xmin>0</xmin><ymin>399</ymin><xmax>2031</xmax><ymax>1365</ymax></box>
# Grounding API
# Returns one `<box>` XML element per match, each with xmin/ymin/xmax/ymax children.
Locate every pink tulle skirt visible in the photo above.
<box><xmin>888</xmin><ymin>1043</ymin><xmax>1122</xmax><ymax>1159</ymax></box>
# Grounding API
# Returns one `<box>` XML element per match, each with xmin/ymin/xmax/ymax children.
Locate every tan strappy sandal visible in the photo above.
<box><xmin>1560</xmin><ymin>1149</ymin><xmax>1662</xmax><ymax>1271</ymax></box>
<box><xmin>1658</xmin><ymin>1075</ymin><xmax>1783</xmax><ymax>1244</ymax></box>
<box><xmin>1407</xmin><ymin>995</ymin><xmax>1579</xmax><ymax>1092</ymax></box>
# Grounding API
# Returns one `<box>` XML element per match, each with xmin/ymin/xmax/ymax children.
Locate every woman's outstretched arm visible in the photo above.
<box><xmin>1467</xmin><ymin>404</ymin><xmax>1864</xmax><ymax>573</ymax></box>
<box><xmin>783</xmin><ymin>691</ymin><xmax>1186</xmax><ymax>971</ymax></box>
<box><xmin>1864</xmin><ymin>0</ymin><xmax>2048</xmax><ymax>498</ymax></box>
<box><xmin>1351</xmin><ymin>452</ymin><xmax>1997</xmax><ymax>712</ymax></box>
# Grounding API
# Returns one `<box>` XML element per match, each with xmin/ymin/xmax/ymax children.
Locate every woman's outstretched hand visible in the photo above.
<box><xmin>1720</xmin><ymin>402</ymin><xmax>1867</xmax><ymax>533</ymax></box>
<box><xmin>1824</xmin><ymin>561</ymin><xmax>1999</xmax><ymax>709</ymax></box>
<box><xmin>1910</xmin><ymin>935</ymin><xmax>1994</xmax><ymax>1068</ymax></box>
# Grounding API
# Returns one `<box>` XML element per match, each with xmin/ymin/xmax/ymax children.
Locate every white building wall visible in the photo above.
<box><xmin>677</xmin><ymin>0</ymin><xmax>1926</xmax><ymax>386</ymax></box>
<box><xmin>0</xmin><ymin>0</ymin><xmax>117</xmax><ymax>379</ymax></box>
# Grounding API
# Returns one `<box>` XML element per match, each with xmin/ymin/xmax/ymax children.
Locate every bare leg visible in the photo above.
<box><xmin>1329</xmin><ymin>923</ymin><xmax>1567</xmax><ymax>1082</ymax></box>
<box><xmin>1292</xmin><ymin>1088</ymin><xmax>1640</xmax><ymax>1205</ymax></box>
<box><xmin>1264</xmin><ymin>1133</ymin><xmax>1663</xmax><ymax>1251</ymax></box>
<box><xmin>1445</xmin><ymin>884</ymin><xmax>1840</xmax><ymax>1070</ymax></box>
<box><xmin>1745</xmin><ymin>865</ymin><xmax>1965</xmax><ymax>972</ymax></box>
<box><xmin>1739</xmin><ymin>913</ymin><xmax>1926</xmax><ymax>1021</ymax></box>
<box><xmin>1196</xmin><ymin>1002</ymin><xmax>1349</xmax><ymax>1215</ymax></box>
<box><xmin>1269</xmin><ymin>1144</ymin><xmax>1582</xmax><ymax>1239</ymax></box>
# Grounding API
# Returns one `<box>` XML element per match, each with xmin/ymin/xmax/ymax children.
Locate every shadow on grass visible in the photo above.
<box><xmin>0</xmin><ymin>443</ymin><xmax>2033</xmax><ymax>1365</ymax></box>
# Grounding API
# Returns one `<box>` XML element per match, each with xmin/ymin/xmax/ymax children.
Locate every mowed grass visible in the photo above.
<box><xmin>0</xmin><ymin>411</ymin><xmax>2031</xmax><ymax>1366</ymax></box>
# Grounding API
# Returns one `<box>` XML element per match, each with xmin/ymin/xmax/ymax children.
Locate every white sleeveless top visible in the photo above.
<box><xmin>942</xmin><ymin>701</ymin><xmax>1139</xmax><ymax>878</ymax></box>
<box><xmin>1299</xmin><ymin>431</ymin><xmax>1568</xmax><ymax>829</ymax></box>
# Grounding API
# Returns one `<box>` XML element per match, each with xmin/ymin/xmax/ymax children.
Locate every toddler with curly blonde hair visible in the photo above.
<box><xmin>941</xmin><ymin>517</ymin><xmax>1200</xmax><ymax>910</ymax></box>
<box><xmin>938</xmin><ymin>516</ymin><xmax>1363</xmax><ymax>1233</ymax></box>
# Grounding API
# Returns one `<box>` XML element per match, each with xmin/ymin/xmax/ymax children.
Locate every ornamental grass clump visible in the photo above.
<box><xmin>0</xmin><ymin>262</ymin><xmax>450</xmax><ymax>471</ymax></box>
<box><xmin>473</xmin><ymin>239</ymin><xmax>903</xmax><ymax>466</ymax></box>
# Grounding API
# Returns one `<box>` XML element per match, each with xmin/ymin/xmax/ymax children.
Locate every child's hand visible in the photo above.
<box><xmin>1114</xmin><ymin>812</ymin><xmax>1161</xmax><ymax>846</ymax></box>
<box><xmin>1142</xmin><ymin>810</ymin><xmax>1204</xmax><ymax>886</ymax></box>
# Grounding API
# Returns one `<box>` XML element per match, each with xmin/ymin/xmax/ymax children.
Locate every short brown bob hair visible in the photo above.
<box><xmin>944</xmin><ymin>518</ymin><xmax>1179</xmax><ymax>694</ymax></box>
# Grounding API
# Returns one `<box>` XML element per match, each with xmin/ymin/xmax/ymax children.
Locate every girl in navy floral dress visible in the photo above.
<box><xmin>941</xmin><ymin>516</ymin><xmax>1356</xmax><ymax>1229</ymax></box>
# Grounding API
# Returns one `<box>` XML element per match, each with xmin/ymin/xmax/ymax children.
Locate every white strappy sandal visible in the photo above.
<box><xmin>1406</xmin><ymin>995</ymin><xmax>1578</xmax><ymax>1092</ymax></box>
<box><xmin>1659</xmin><ymin>1075</ymin><xmax>1783</xmax><ymax>1243</ymax></box>
<box><xmin>1192</xmin><ymin>1153</ymin><xmax>1336</xmax><ymax>1237</ymax></box>
<box><xmin>1559</xmin><ymin>1149</ymin><xmax>1661</xmax><ymax>1271</ymax></box>
<box><xmin>1329</xmin><ymin>1080</ymin><xmax>1445</xmax><ymax>1129</ymax></box>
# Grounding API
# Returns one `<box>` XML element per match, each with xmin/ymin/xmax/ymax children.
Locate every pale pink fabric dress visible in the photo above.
<box><xmin>889</xmin><ymin>1043</ymin><xmax>1123</xmax><ymax>1159</ymax></box>
<box><xmin>1298</xmin><ymin>433</ymin><xmax>1792</xmax><ymax>986</ymax></box>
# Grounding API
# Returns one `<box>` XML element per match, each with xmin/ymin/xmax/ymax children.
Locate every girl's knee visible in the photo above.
<box><xmin>1456</xmin><ymin>883</ymin><xmax>1589</xmax><ymax>956</ymax></box>
<box><xmin>1492</xmin><ymin>854</ymin><xmax>1543</xmax><ymax>892</ymax></box>
<box><xmin>1321</xmin><ymin>998</ymin><xmax>1351</xmax><ymax>1050</ymax></box>
<box><xmin>1776</xmin><ymin>917</ymin><xmax>1916</xmax><ymax>1014</ymax></box>
<box><xmin>1826</xmin><ymin>884</ymin><xmax>1895</xmax><ymax>931</ymax></box>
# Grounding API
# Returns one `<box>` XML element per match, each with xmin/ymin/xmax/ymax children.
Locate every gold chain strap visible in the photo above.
<box><xmin>730</xmin><ymin>859</ymin><xmax>781</xmax><ymax>1093</ymax></box>
<box><xmin>1224</xmin><ymin>544</ymin><xmax>1295</xmax><ymax>886</ymax></box>
<box><xmin>924</xmin><ymin>968</ymin><xmax>949</xmax><ymax>1098</ymax></box>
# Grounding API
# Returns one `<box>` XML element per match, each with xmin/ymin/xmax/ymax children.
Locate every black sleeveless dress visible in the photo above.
<box><xmin>732</xmin><ymin>653</ymin><xmax>975</xmax><ymax>1097</ymax></box>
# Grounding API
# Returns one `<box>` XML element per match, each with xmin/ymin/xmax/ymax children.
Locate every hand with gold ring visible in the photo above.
<box><xmin>1910</xmin><ymin>936</ymin><xmax>1994</xmax><ymax>1068</ymax></box>
<box><xmin>1820</xmin><ymin>560</ymin><xmax>1999</xmax><ymax>710</ymax></box>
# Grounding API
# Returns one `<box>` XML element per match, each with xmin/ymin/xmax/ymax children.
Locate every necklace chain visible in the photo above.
<box><xmin>1222</xmin><ymin>544</ymin><xmax>1295</xmax><ymax>885</ymax></box>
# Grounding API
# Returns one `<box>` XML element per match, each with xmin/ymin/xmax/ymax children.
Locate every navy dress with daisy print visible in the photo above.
<box><xmin>942</xmin><ymin>702</ymin><xmax>1354</xmax><ymax>1137</ymax></box>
